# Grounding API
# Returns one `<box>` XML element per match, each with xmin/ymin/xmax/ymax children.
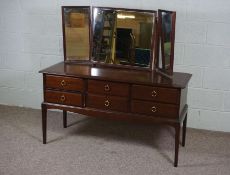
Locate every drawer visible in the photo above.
<box><xmin>86</xmin><ymin>94</ymin><xmax>128</xmax><ymax>112</ymax></box>
<box><xmin>88</xmin><ymin>80</ymin><xmax>129</xmax><ymax>97</ymax></box>
<box><xmin>131</xmin><ymin>100</ymin><xmax>178</xmax><ymax>119</ymax></box>
<box><xmin>45</xmin><ymin>90</ymin><xmax>82</xmax><ymax>107</ymax></box>
<box><xmin>46</xmin><ymin>75</ymin><xmax>84</xmax><ymax>91</ymax></box>
<box><xmin>132</xmin><ymin>85</ymin><xmax>180</xmax><ymax>104</ymax></box>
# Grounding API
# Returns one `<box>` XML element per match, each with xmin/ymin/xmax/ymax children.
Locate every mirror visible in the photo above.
<box><xmin>92</xmin><ymin>7</ymin><xmax>156</xmax><ymax>69</ymax></box>
<box><xmin>156</xmin><ymin>10</ymin><xmax>176</xmax><ymax>76</ymax></box>
<box><xmin>62</xmin><ymin>6</ymin><xmax>90</xmax><ymax>61</ymax></box>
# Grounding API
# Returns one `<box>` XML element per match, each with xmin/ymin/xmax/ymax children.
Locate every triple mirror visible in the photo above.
<box><xmin>92</xmin><ymin>7</ymin><xmax>156</xmax><ymax>68</ymax></box>
<box><xmin>62</xmin><ymin>6</ymin><xmax>176</xmax><ymax>76</ymax></box>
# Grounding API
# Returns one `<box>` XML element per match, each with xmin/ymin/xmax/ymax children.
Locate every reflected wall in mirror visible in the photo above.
<box><xmin>62</xmin><ymin>6</ymin><xmax>90</xmax><ymax>61</ymax></box>
<box><xmin>92</xmin><ymin>7</ymin><xmax>156</xmax><ymax>69</ymax></box>
<box><xmin>157</xmin><ymin>10</ymin><xmax>176</xmax><ymax>76</ymax></box>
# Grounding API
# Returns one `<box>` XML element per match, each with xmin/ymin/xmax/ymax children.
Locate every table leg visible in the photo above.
<box><xmin>182</xmin><ymin>113</ymin><xmax>187</xmax><ymax>147</ymax></box>
<box><xmin>42</xmin><ymin>103</ymin><xmax>47</xmax><ymax>144</ymax></box>
<box><xmin>63</xmin><ymin>110</ymin><xmax>67</xmax><ymax>128</ymax></box>
<box><xmin>174</xmin><ymin>124</ymin><xmax>180</xmax><ymax>167</ymax></box>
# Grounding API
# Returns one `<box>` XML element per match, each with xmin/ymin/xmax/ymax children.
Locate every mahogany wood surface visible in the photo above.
<box><xmin>86</xmin><ymin>94</ymin><xmax>129</xmax><ymax>112</ymax></box>
<box><xmin>182</xmin><ymin>114</ymin><xmax>187</xmax><ymax>147</ymax></box>
<box><xmin>46</xmin><ymin>75</ymin><xmax>84</xmax><ymax>91</ymax></box>
<box><xmin>45</xmin><ymin>90</ymin><xmax>82</xmax><ymax>107</ymax></box>
<box><xmin>39</xmin><ymin>62</ymin><xmax>191</xmax><ymax>88</ymax></box>
<box><xmin>131</xmin><ymin>84</ymin><xmax>180</xmax><ymax>104</ymax></box>
<box><xmin>40</xmin><ymin>62</ymin><xmax>192</xmax><ymax>167</ymax></box>
<box><xmin>88</xmin><ymin>80</ymin><xmax>129</xmax><ymax>97</ymax></box>
<box><xmin>63</xmin><ymin>110</ymin><xmax>67</xmax><ymax>128</ymax></box>
<box><xmin>131</xmin><ymin>100</ymin><xmax>178</xmax><ymax>118</ymax></box>
<box><xmin>174</xmin><ymin>124</ymin><xmax>180</xmax><ymax>167</ymax></box>
<box><xmin>43</xmin><ymin>102</ymin><xmax>184</xmax><ymax>124</ymax></box>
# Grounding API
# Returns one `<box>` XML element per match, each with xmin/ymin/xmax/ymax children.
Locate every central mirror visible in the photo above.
<box><xmin>92</xmin><ymin>7</ymin><xmax>156</xmax><ymax>69</ymax></box>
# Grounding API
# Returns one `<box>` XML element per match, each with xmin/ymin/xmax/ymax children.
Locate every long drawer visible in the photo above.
<box><xmin>132</xmin><ymin>85</ymin><xmax>180</xmax><ymax>104</ymax></box>
<box><xmin>46</xmin><ymin>75</ymin><xmax>84</xmax><ymax>91</ymax></box>
<box><xmin>88</xmin><ymin>80</ymin><xmax>129</xmax><ymax>97</ymax></box>
<box><xmin>45</xmin><ymin>90</ymin><xmax>82</xmax><ymax>107</ymax></box>
<box><xmin>131</xmin><ymin>100</ymin><xmax>179</xmax><ymax>119</ymax></box>
<box><xmin>86</xmin><ymin>94</ymin><xmax>128</xmax><ymax>112</ymax></box>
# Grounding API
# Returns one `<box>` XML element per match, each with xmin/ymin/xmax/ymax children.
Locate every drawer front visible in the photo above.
<box><xmin>132</xmin><ymin>85</ymin><xmax>180</xmax><ymax>104</ymax></box>
<box><xmin>131</xmin><ymin>100</ymin><xmax>178</xmax><ymax>119</ymax></box>
<box><xmin>46</xmin><ymin>75</ymin><xmax>84</xmax><ymax>91</ymax></box>
<box><xmin>86</xmin><ymin>94</ymin><xmax>128</xmax><ymax>112</ymax></box>
<box><xmin>88</xmin><ymin>80</ymin><xmax>129</xmax><ymax>97</ymax></box>
<box><xmin>45</xmin><ymin>90</ymin><xmax>82</xmax><ymax>107</ymax></box>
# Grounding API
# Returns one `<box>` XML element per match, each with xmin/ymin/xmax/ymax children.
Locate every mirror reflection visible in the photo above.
<box><xmin>158</xmin><ymin>41</ymin><xmax>163</xmax><ymax>69</ymax></box>
<box><xmin>63</xmin><ymin>7</ymin><xmax>90</xmax><ymax>61</ymax></box>
<box><xmin>92</xmin><ymin>7</ymin><xmax>155</xmax><ymax>68</ymax></box>
<box><xmin>157</xmin><ymin>10</ymin><xmax>176</xmax><ymax>74</ymax></box>
<box><xmin>161</xmin><ymin>11</ymin><xmax>172</xmax><ymax>69</ymax></box>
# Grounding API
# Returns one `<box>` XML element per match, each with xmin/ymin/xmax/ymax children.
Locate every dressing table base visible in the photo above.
<box><xmin>41</xmin><ymin>103</ymin><xmax>188</xmax><ymax>167</ymax></box>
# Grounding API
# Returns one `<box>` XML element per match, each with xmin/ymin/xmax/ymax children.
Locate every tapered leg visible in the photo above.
<box><xmin>174</xmin><ymin>124</ymin><xmax>180</xmax><ymax>167</ymax></box>
<box><xmin>63</xmin><ymin>110</ymin><xmax>67</xmax><ymax>128</ymax></box>
<box><xmin>42</xmin><ymin>104</ymin><xmax>47</xmax><ymax>144</ymax></box>
<box><xmin>182</xmin><ymin>114</ymin><xmax>187</xmax><ymax>147</ymax></box>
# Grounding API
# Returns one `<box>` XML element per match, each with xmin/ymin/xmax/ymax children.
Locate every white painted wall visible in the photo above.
<box><xmin>0</xmin><ymin>0</ymin><xmax>230</xmax><ymax>132</ymax></box>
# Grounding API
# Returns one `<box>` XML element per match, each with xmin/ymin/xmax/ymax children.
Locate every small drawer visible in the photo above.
<box><xmin>45</xmin><ymin>75</ymin><xmax>84</xmax><ymax>91</ymax></box>
<box><xmin>88</xmin><ymin>80</ymin><xmax>129</xmax><ymax>97</ymax></box>
<box><xmin>45</xmin><ymin>90</ymin><xmax>82</xmax><ymax>107</ymax></box>
<box><xmin>132</xmin><ymin>85</ymin><xmax>180</xmax><ymax>104</ymax></box>
<box><xmin>131</xmin><ymin>100</ymin><xmax>178</xmax><ymax>119</ymax></box>
<box><xmin>86</xmin><ymin>94</ymin><xmax>128</xmax><ymax>112</ymax></box>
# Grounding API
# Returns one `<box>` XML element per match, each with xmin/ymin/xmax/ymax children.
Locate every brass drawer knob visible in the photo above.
<box><xmin>60</xmin><ymin>95</ymin><xmax>66</xmax><ymax>102</ymax></box>
<box><xmin>61</xmin><ymin>80</ymin><xmax>66</xmax><ymax>86</ymax></box>
<box><xmin>151</xmin><ymin>106</ymin><xmax>157</xmax><ymax>113</ymax></box>
<box><xmin>152</xmin><ymin>90</ymin><xmax>157</xmax><ymax>97</ymax></box>
<box><xmin>104</xmin><ymin>100</ymin><xmax>110</xmax><ymax>107</ymax></box>
<box><xmin>104</xmin><ymin>84</ymin><xmax>110</xmax><ymax>91</ymax></box>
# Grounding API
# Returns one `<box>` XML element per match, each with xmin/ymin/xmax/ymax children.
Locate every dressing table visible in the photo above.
<box><xmin>40</xmin><ymin>6</ymin><xmax>191</xmax><ymax>167</ymax></box>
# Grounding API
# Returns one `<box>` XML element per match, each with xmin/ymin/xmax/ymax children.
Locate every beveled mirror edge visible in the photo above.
<box><xmin>155</xmin><ymin>9</ymin><xmax>176</xmax><ymax>78</ymax></box>
<box><xmin>62</xmin><ymin>6</ymin><xmax>92</xmax><ymax>62</ymax></box>
<box><xmin>152</xmin><ymin>14</ymin><xmax>158</xmax><ymax>71</ymax></box>
<box><xmin>91</xmin><ymin>6</ymin><xmax>157</xmax><ymax>71</ymax></box>
<box><xmin>91</xmin><ymin>6</ymin><xmax>157</xmax><ymax>14</ymax></box>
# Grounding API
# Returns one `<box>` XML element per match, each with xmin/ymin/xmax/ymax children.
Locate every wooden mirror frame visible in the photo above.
<box><xmin>155</xmin><ymin>9</ymin><xmax>176</xmax><ymax>77</ymax></box>
<box><xmin>62</xmin><ymin>6</ymin><xmax>92</xmax><ymax>63</ymax></box>
<box><xmin>91</xmin><ymin>6</ymin><xmax>157</xmax><ymax>71</ymax></box>
<box><xmin>61</xmin><ymin>6</ymin><xmax>176</xmax><ymax>73</ymax></box>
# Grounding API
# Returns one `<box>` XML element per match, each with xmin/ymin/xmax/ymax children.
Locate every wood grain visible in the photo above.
<box><xmin>46</xmin><ymin>75</ymin><xmax>84</xmax><ymax>91</ymax></box>
<box><xmin>86</xmin><ymin>93</ymin><xmax>129</xmax><ymax>112</ymax></box>
<box><xmin>88</xmin><ymin>80</ymin><xmax>129</xmax><ymax>97</ymax></box>
<box><xmin>45</xmin><ymin>90</ymin><xmax>82</xmax><ymax>107</ymax></box>
<box><xmin>132</xmin><ymin>84</ymin><xmax>180</xmax><ymax>104</ymax></box>
<box><xmin>131</xmin><ymin>100</ymin><xmax>178</xmax><ymax>118</ymax></box>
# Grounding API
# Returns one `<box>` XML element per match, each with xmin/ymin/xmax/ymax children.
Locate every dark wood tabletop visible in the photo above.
<box><xmin>40</xmin><ymin>62</ymin><xmax>191</xmax><ymax>89</ymax></box>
